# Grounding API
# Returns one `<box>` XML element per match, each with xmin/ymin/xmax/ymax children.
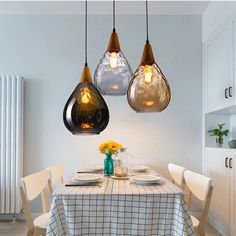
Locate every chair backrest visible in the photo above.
<box><xmin>20</xmin><ymin>170</ymin><xmax>50</xmax><ymax>231</ymax></box>
<box><xmin>21</xmin><ymin>169</ymin><xmax>50</xmax><ymax>201</ymax></box>
<box><xmin>184</xmin><ymin>170</ymin><xmax>212</xmax><ymax>201</ymax></box>
<box><xmin>168</xmin><ymin>163</ymin><xmax>186</xmax><ymax>189</ymax></box>
<box><xmin>47</xmin><ymin>164</ymin><xmax>65</xmax><ymax>194</ymax></box>
<box><xmin>184</xmin><ymin>170</ymin><xmax>213</xmax><ymax>230</ymax></box>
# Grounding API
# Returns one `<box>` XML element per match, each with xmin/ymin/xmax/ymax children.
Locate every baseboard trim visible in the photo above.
<box><xmin>208</xmin><ymin>214</ymin><xmax>228</xmax><ymax>236</ymax></box>
<box><xmin>0</xmin><ymin>213</ymin><xmax>24</xmax><ymax>221</ymax></box>
<box><xmin>190</xmin><ymin>211</ymin><xmax>228</xmax><ymax>235</ymax></box>
<box><xmin>0</xmin><ymin>212</ymin><xmax>41</xmax><ymax>221</ymax></box>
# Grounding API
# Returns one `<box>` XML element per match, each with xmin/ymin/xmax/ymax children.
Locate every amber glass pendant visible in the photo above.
<box><xmin>127</xmin><ymin>0</ymin><xmax>171</xmax><ymax>112</ymax></box>
<box><xmin>127</xmin><ymin>42</ymin><xmax>171</xmax><ymax>112</ymax></box>
<box><xmin>63</xmin><ymin>65</ymin><xmax>109</xmax><ymax>134</ymax></box>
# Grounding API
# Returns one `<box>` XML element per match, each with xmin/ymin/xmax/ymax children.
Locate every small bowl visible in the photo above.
<box><xmin>228</xmin><ymin>140</ymin><xmax>236</xmax><ymax>148</ymax></box>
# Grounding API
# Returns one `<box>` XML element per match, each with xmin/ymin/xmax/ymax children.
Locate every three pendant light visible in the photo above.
<box><xmin>63</xmin><ymin>0</ymin><xmax>171</xmax><ymax>135</ymax></box>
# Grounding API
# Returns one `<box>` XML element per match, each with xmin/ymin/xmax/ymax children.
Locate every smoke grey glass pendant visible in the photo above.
<box><xmin>94</xmin><ymin>0</ymin><xmax>133</xmax><ymax>96</ymax></box>
<box><xmin>127</xmin><ymin>0</ymin><xmax>171</xmax><ymax>112</ymax></box>
<box><xmin>63</xmin><ymin>0</ymin><xmax>109</xmax><ymax>135</ymax></box>
<box><xmin>63</xmin><ymin>65</ymin><xmax>109</xmax><ymax>134</ymax></box>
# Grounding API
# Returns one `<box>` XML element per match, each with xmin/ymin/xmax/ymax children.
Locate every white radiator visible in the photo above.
<box><xmin>0</xmin><ymin>75</ymin><xmax>23</xmax><ymax>214</ymax></box>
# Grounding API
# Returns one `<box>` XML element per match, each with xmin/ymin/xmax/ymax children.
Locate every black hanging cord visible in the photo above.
<box><xmin>146</xmin><ymin>0</ymin><xmax>149</xmax><ymax>44</ymax></box>
<box><xmin>85</xmin><ymin>0</ymin><xmax>88</xmax><ymax>66</ymax></box>
<box><xmin>113</xmin><ymin>0</ymin><xmax>116</xmax><ymax>32</ymax></box>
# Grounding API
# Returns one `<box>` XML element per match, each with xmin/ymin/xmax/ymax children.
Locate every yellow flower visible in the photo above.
<box><xmin>98</xmin><ymin>140</ymin><xmax>122</xmax><ymax>155</ymax></box>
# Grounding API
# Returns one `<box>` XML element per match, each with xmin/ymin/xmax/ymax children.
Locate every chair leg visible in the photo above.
<box><xmin>200</xmin><ymin>230</ymin><xmax>206</xmax><ymax>236</ymax></box>
<box><xmin>34</xmin><ymin>227</ymin><xmax>47</xmax><ymax>236</ymax></box>
<box><xmin>196</xmin><ymin>227</ymin><xmax>205</xmax><ymax>236</ymax></box>
<box><xmin>26</xmin><ymin>228</ymin><xmax>34</xmax><ymax>236</ymax></box>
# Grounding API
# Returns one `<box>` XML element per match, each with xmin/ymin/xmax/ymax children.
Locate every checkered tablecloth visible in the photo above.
<box><xmin>46</xmin><ymin>170</ymin><xmax>195</xmax><ymax>236</ymax></box>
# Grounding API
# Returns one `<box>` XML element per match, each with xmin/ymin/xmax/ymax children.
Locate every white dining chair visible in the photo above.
<box><xmin>20</xmin><ymin>169</ymin><xmax>50</xmax><ymax>236</ymax></box>
<box><xmin>184</xmin><ymin>170</ymin><xmax>213</xmax><ymax>236</ymax></box>
<box><xmin>47</xmin><ymin>164</ymin><xmax>65</xmax><ymax>194</ymax></box>
<box><xmin>168</xmin><ymin>163</ymin><xmax>186</xmax><ymax>189</ymax></box>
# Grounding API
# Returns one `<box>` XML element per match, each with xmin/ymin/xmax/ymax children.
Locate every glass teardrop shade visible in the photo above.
<box><xmin>63</xmin><ymin>66</ymin><xmax>109</xmax><ymax>135</ymax></box>
<box><xmin>94</xmin><ymin>51</ymin><xmax>133</xmax><ymax>95</ymax></box>
<box><xmin>127</xmin><ymin>63</ymin><xmax>171</xmax><ymax>112</ymax></box>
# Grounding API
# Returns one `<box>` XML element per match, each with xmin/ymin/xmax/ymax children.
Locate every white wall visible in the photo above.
<box><xmin>0</xmin><ymin>14</ymin><xmax>202</xmax><ymax>203</ymax></box>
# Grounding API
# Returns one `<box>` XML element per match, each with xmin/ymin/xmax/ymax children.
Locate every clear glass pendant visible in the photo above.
<box><xmin>63</xmin><ymin>65</ymin><xmax>109</xmax><ymax>134</ymax></box>
<box><xmin>94</xmin><ymin>30</ymin><xmax>133</xmax><ymax>96</ymax></box>
<box><xmin>94</xmin><ymin>51</ymin><xmax>132</xmax><ymax>95</ymax></box>
<box><xmin>127</xmin><ymin>42</ymin><xmax>171</xmax><ymax>112</ymax></box>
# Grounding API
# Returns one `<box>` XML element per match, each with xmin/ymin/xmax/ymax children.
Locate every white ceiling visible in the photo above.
<box><xmin>0</xmin><ymin>1</ymin><xmax>210</xmax><ymax>15</ymax></box>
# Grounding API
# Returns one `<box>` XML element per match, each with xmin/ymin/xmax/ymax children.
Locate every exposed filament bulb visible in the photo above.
<box><xmin>144</xmin><ymin>65</ymin><xmax>152</xmax><ymax>84</ymax></box>
<box><xmin>81</xmin><ymin>87</ymin><xmax>91</xmax><ymax>104</ymax></box>
<box><xmin>110</xmin><ymin>52</ymin><xmax>118</xmax><ymax>68</ymax></box>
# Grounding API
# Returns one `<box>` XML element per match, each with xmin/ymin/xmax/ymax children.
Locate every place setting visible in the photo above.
<box><xmin>65</xmin><ymin>173</ymin><xmax>103</xmax><ymax>187</ymax></box>
<box><xmin>130</xmin><ymin>174</ymin><xmax>163</xmax><ymax>185</ymax></box>
<box><xmin>77</xmin><ymin>165</ymin><xmax>104</xmax><ymax>174</ymax></box>
<box><xmin>128</xmin><ymin>165</ymin><xmax>149</xmax><ymax>173</ymax></box>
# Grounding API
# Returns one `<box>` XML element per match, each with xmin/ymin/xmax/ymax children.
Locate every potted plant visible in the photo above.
<box><xmin>208</xmin><ymin>123</ymin><xmax>229</xmax><ymax>148</ymax></box>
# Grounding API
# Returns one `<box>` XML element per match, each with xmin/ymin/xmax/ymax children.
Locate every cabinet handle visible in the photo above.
<box><xmin>229</xmin><ymin>158</ymin><xmax>233</xmax><ymax>169</ymax></box>
<box><xmin>225</xmin><ymin>157</ymin><xmax>229</xmax><ymax>168</ymax></box>
<box><xmin>225</xmin><ymin>88</ymin><xmax>229</xmax><ymax>99</ymax></box>
<box><xmin>229</xmin><ymin>86</ymin><xmax>233</xmax><ymax>97</ymax></box>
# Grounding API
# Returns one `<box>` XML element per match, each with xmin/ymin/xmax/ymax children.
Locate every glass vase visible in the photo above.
<box><xmin>216</xmin><ymin>137</ymin><xmax>223</xmax><ymax>148</ymax></box>
<box><xmin>114</xmin><ymin>148</ymin><xmax>130</xmax><ymax>177</ymax></box>
<box><xmin>104</xmin><ymin>154</ymin><xmax>114</xmax><ymax>175</ymax></box>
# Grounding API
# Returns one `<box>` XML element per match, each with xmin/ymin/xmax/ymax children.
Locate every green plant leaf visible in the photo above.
<box><xmin>208</xmin><ymin>123</ymin><xmax>229</xmax><ymax>137</ymax></box>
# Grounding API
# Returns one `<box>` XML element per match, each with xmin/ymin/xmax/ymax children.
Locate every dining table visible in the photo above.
<box><xmin>46</xmin><ymin>168</ymin><xmax>195</xmax><ymax>236</ymax></box>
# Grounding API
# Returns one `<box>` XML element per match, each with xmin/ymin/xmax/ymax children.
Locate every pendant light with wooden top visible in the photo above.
<box><xmin>63</xmin><ymin>0</ymin><xmax>109</xmax><ymax>134</ymax></box>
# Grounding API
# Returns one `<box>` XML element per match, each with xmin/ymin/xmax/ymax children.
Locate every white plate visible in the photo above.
<box><xmin>131</xmin><ymin>174</ymin><xmax>161</xmax><ymax>184</ymax></box>
<box><xmin>128</xmin><ymin>165</ymin><xmax>148</xmax><ymax>172</ymax></box>
<box><xmin>111</xmin><ymin>175</ymin><xmax>129</xmax><ymax>180</ymax></box>
<box><xmin>78</xmin><ymin>165</ymin><xmax>104</xmax><ymax>173</ymax></box>
<box><xmin>87</xmin><ymin>165</ymin><xmax>104</xmax><ymax>171</ymax></box>
<box><xmin>73</xmin><ymin>174</ymin><xmax>102</xmax><ymax>182</ymax></box>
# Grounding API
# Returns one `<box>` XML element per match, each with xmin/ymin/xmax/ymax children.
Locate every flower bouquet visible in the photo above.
<box><xmin>99</xmin><ymin>140</ymin><xmax>122</xmax><ymax>175</ymax></box>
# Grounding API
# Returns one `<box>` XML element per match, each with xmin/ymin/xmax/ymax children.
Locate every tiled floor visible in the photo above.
<box><xmin>0</xmin><ymin>220</ymin><xmax>222</xmax><ymax>236</ymax></box>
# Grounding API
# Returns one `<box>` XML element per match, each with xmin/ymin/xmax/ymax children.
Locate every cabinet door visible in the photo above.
<box><xmin>205</xmin><ymin>22</ymin><xmax>234</xmax><ymax>113</ymax></box>
<box><xmin>206</xmin><ymin>148</ymin><xmax>231</xmax><ymax>235</ymax></box>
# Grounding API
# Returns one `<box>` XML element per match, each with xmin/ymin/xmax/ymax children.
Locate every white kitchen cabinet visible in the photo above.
<box><xmin>205</xmin><ymin>148</ymin><xmax>235</xmax><ymax>236</ymax></box>
<box><xmin>203</xmin><ymin>4</ymin><xmax>236</xmax><ymax>236</ymax></box>
<box><xmin>204</xmin><ymin>22</ymin><xmax>234</xmax><ymax>113</ymax></box>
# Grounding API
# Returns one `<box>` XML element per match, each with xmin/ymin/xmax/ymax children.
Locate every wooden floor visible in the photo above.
<box><xmin>0</xmin><ymin>220</ymin><xmax>222</xmax><ymax>236</ymax></box>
